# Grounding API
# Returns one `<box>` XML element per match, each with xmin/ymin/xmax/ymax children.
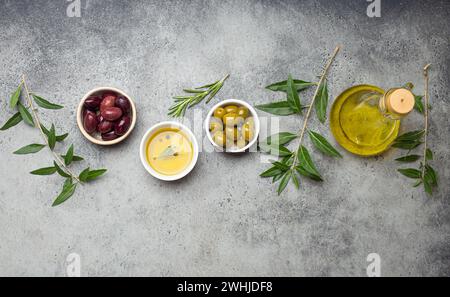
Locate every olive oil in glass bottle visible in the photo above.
<box><xmin>330</xmin><ymin>85</ymin><xmax>415</xmax><ymax>156</ymax></box>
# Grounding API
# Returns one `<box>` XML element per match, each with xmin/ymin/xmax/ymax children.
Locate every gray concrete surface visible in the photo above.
<box><xmin>0</xmin><ymin>0</ymin><xmax>449</xmax><ymax>276</ymax></box>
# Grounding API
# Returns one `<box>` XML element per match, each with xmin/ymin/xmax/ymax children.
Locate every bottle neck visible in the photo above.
<box><xmin>378</xmin><ymin>88</ymin><xmax>412</xmax><ymax>120</ymax></box>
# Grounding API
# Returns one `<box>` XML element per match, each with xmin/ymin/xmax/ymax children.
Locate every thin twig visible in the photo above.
<box><xmin>21</xmin><ymin>74</ymin><xmax>81</xmax><ymax>183</ymax></box>
<box><xmin>291</xmin><ymin>46</ymin><xmax>340</xmax><ymax>168</ymax></box>
<box><xmin>421</xmin><ymin>63</ymin><xmax>431</xmax><ymax>178</ymax></box>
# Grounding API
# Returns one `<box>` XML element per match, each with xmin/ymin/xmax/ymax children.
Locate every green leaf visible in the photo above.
<box><xmin>18</xmin><ymin>102</ymin><xmax>34</xmax><ymax>126</ymax></box>
<box><xmin>261</xmin><ymin>132</ymin><xmax>297</xmax><ymax>146</ymax></box>
<box><xmin>30</xmin><ymin>166</ymin><xmax>57</xmax><ymax>175</ymax></box>
<box><xmin>295</xmin><ymin>165</ymin><xmax>323</xmax><ymax>181</ymax></box>
<box><xmin>414</xmin><ymin>95</ymin><xmax>424</xmax><ymax>114</ymax></box>
<box><xmin>397</xmin><ymin>168</ymin><xmax>421</xmax><ymax>179</ymax></box>
<box><xmin>63</xmin><ymin>177</ymin><xmax>73</xmax><ymax>189</ymax></box>
<box><xmin>297</xmin><ymin>146</ymin><xmax>322</xmax><ymax>180</ymax></box>
<box><xmin>54</xmin><ymin>161</ymin><xmax>70</xmax><ymax>178</ymax></box>
<box><xmin>62</xmin><ymin>155</ymin><xmax>83</xmax><ymax>162</ymax></box>
<box><xmin>0</xmin><ymin>112</ymin><xmax>22</xmax><ymax>131</ymax></box>
<box><xmin>426</xmin><ymin>149</ymin><xmax>433</xmax><ymax>160</ymax></box>
<box><xmin>48</xmin><ymin>124</ymin><xmax>56</xmax><ymax>150</ymax></box>
<box><xmin>423</xmin><ymin>179</ymin><xmax>432</xmax><ymax>195</ymax></box>
<box><xmin>272</xmin><ymin>172</ymin><xmax>285</xmax><ymax>183</ymax></box>
<box><xmin>64</xmin><ymin>144</ymin><xmax>74</xmax><ymax>166</ymax></box>
<box><xmin>52</xmin><ymin>182</ymin><xmax>77</xmax><ymax>207</ymax></box>
<box><xmin>9</xmin><ymin>84</ymin><xmax>22</xmax><ymax>109</ymax></box>
<box><xmin>314</xmin><ymin>81</ymin><xmax>329</xmax><ymax>123</ymax></box>
<box><xmin>413</xmin><ymin>180</ymin><xmax>422</xmax><ymax>187</ymax></box>
<box><xmin>424</xmin><ymin>165</ymin><xmax>437</xmax><ymax>186</ymax></box>
<box><xmin>266</xmin><ymin>79</ymin><xmax>314</xmax><ymax>92</ymax></box>
<box><xmin>79</xmin><ymin>167</ymin><xmax>90</xmax><ymax>182</ymax></box>
<box><xmin>395</xmin><ymin>130</ymin><xmax>425</xmax><ymax>142</ymax></box>
<box><xmin>41</xmin><ymin>124</ymin><xmax>67</xmax><ymax>142</ymax></box>
<box><xmin>13</xmin><ymin>143</ymin><xmax>45</xmax><ymax>155</ymax></box>
<box><xmin>395</xmin><ymin>155</ymin><xmax>421</xmax><ymax>162</ymax></box>
<box><xmin>86</xmin><ymin>169</ymin><xmax>107</xmax><ymax>181</ymax></box>
<box><xmin>308</xmin><ymin>130</ymin><xmax>342</xmax><ymax>158</ymax></box>
<box><xmin>32</xmin><ymin>94</ymin><xmax>63</xmax><ymax>110</ymax></box>
<box><xmin>259</xmin><ymin>142</ymin><xmax>292</xmax><ymax>157</ymax></box>
<box><xmin>260</xmin><ymin>165</ymin><xmax>284</xmax><ymax>178</ymax></box>
<box><xmin>277</xmin><ymin>170</ymin><xmax>291</xmax><ymax>195</ymax></box>
<box><xmin>291</xmin><ymin>171</ymin><xmax>300</xmax><ymax>189</ymax></box>
<box><xmin>271</xmin><ymin>161</ymin><xmax>291</xmax><ymax>171</ymax></box>
<box><xmin>286</xmin><ymin>74</ymin><xmax>302</xmax><ymax>113</ymax></box>
<box><xmin>391</xmin><ymin>141</ymin><xmax>422</xmax><ymax>150</ymax></box>
<box><xmin>255</xmin><ymin>101</ymin><xmax>299</xmax><ymax>116</ymax></box>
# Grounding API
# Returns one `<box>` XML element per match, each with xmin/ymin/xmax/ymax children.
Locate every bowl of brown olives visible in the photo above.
<box><xmin>205</xmin><ymin>99</ymin><xmax>260</xmax><ymax>153</ymax></box>
<box><xmin>77</xmin><ymin>87</ymin><xmax>136</xmax><ymax>145</ymax></box>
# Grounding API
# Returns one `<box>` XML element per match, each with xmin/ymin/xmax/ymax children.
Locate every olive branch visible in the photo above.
<box><xmin>256</xmin><ymin>46</ymin><xmax>342</xmax><ymax>195</ymax></box>
<box><xmin>1</xmin><ymin>75</ymin><xmax>107</xmax><ymax>206</ymax></box>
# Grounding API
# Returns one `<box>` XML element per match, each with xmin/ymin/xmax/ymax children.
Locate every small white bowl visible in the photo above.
<box><xmin>140</xmin><ymin>121</ymin><xmax>199</xmax><ymax>181</ymax></box>
<box><xmin>205</xmin><ymin>99</ymin><xmax>260</xmax><ymax>153</ymax></box>
<box><xmin>77</xmin><ymin>87</ymin><xmax>137</xmax><ymax>145</ymax></box>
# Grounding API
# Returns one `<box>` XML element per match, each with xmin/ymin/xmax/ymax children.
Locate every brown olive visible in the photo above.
<box><xmin>101</xmin><ymin>107</ymin><xmax>123</xmax><ymax>121</ymax></box>
<box><xmin>222</xmin><ymin>113</ymin><xmax>237</xmax><ymax>126</ymax></box>
<box><xmin>243</xmin><ymin>122</ymin><xmax>254</xmax><ymax>141</ymax></box>
<box><xmin>114</xmin><ymin>116</ymin><xmax>131</xmax><ymax>136</ymax></box>
<box><xmin>100</xmin><ymin>95</ymin><xmax>116</xmax><ymax>112</ymax></box>
<box><xmin>213</xmin><ymin>107</ymin><xmax>226</xmax><ymax>119</ymax></box>
<box><xmin>224</xmin><ymin>105</ymin><xmax>238</xmax><ymax>114</ymax></box>
<box><xmin>213</xmin><ymin>130</ymin><xmax>226</xmax><ymax>147</ymax></box>
<box><xmin>84</xmin><ymin>96</ymin><xmax>102</xmax><ymax>111</ymax></box>
<box><xmin>83</xmin><ymin>112</ymin><xmax>98</xmax><ymax>134</ymax></box>
<box><xmin>97</xmin><ymin>120</ymin><xmax>113</xmax><ymax>134</ymax></box>
<box><xmin>101</xmin><ymin>130</ymin><xmax>118</xmax><ymax>141</ymax></box>
<box><xmin>237</xmin><ymin>106</ymin><xmax>249</xmax><ymax>118</ymax></box>
<box><xmin>115</xmin><ymin>96</ymin><xmax>131</xmax><ymax>113</ymax></box>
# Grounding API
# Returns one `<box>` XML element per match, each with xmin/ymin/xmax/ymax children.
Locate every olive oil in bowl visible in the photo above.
<box><xmin>330</xmin><ymin>85</ymin><xmax>415</xmax><ymax>156</ymax></box>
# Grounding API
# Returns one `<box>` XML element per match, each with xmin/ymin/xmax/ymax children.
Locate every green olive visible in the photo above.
<box><xmin>225</xmin><ymin>126</ymin><xmax>239</xmax><ymax>141</ymax></box>
<box><xmin>224</xmin><ymin>105</ymin><xmax>238</xmax><ymax>114</ymax></box>
<box><xmin>209</xmin><ymin>118</ymin><xmax>223</xmax><ymax>133</ymax></box>
<box><xmin>243</xmin><ymin>122</ymin><xmax>254</xmax><ymax>141</ymax></box>
<box><xmin>213</xmin><ymin>130</ymin><xmax>226</xmax><ymax>147</ymax></box>
<box><xmin>214</xmin><ymin>107</ymin><xmax>226</xmax><ymax>119</ymax></box>
<box><xmin>234</xmin><ymin>116</ymin><xmax>245</xmax><ymax>126</ymax></box>
<box><xmin>222</xmin><ymin>113</ymin><xmax>237</xmax><ymax>126</ymax></box>
<box><xmin>236</xmin><ymin>137</ymin><xmax>247</xmax><ymax>149</ymax></box>
<box><xmin>244</xmin><ymin>116</ymin><xmax>255</xmax><ymax>127</ymax></box>
<box><xmin>237</xmin><ymin>107</ymin><xmax>249</xmax><ymax>118</ymax></box>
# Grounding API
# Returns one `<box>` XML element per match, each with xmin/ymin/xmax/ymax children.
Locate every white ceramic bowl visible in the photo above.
<box><xmin>140</xmin><ymin>121</ymin><xmax>199</xmax><ymax>181</ymax></box>
<box><xmin>205</xmin><ymin>99</ymin><xmax>260</xmax><ymax>153</ymax></box>
<box><xmin>77</xmin><ymin>87</ymin><xmax>137</xmax><ymax>145</ymax></box>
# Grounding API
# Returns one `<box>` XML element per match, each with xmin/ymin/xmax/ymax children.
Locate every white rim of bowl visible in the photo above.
<box><xmin>77</xmin><ymin>87</ymin><xmax>137</xmax><ymax>146</ymax></box>
<box><xmin>139</xmin><ymin>121</ymin><xmax>199</xmax><ymax>181</ymax></box>
<box><xmin>204</xmin><ymin>99</ymin><xmax>260</xmax><ymax>153</ymax></box>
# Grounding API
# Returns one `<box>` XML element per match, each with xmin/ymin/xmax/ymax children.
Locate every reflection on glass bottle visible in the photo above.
<box><xmin>330</xmin><ymin>85</ymin><xmax>415</xmax><ymax>156</ymax></box>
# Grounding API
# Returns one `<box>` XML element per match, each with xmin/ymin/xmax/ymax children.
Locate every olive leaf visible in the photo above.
<box><xmin>31</xmin><ymin>94</ymin><xmax>63</xmax><ymax>110</ymax></box>
<box><xmin>395</xmin><ymin>155</ymin><xmax>421</xmax><ymax>162</ymax></box>
<box><xmin>308</xmin><ymin>130</ymin><xmax>342</xmax><ymax>158</ymax></box>
<box><xmin>48</xmin><ymin>124</ymin><xmax>56</xmax><ymax>150</ymax></box>
<box><xmin>397</xmin><ymin>168</ymin><xmax>421</xmax><ymax>179</ymax></box>
<box><xmin>260</xmin><ymin>165</ymin><xmax>285</xmax><ymax>178</ymax></box>
<box><xmin>0</xmin><ymin>112</ymin><xmax>22</xmax><ymax>131</ymax></box>
<box><xmin>41</xmin><ymin>124</ymin><xmax>68</xmax><ymax>142</ymax></box>
<box><xmin>52</xmin><ymin>182</ymin><xmax>77</xmax><ymax>207</ymax></box>
<box><xmin>277</xmin><ymin>170</ymin><xmax>292</xmax><ymax>195</ymax></box>
<box><xmin>286</xmin><ymin>74</ymin><xmax>302</xmax><ymax>113</ymax></box>
<box><xmin>261</xmin><ymin>132</ymin><xmax>297</xmax><ymax>146</ymax></box>
<box><xmin>9</xmin><ymin>84</ymin><xmax>22</xmax><ymax>109</ymax></box>
<box><xmin>18</xmin><ymin>102</ymin><xmax>34</xmax><ymax>126</ymax></box>
<box><xmin>392</xmin><ymin>130</ymin><xmax>424</xmax><ymax>150</ymax></box>
<box><xmin>414</xmin><ymin>95</ymin><xmax>424</xmax><ymax>114</ymax></box>
<box><xmin>259</xmin><ymin>142</ymin><xmax>292</xmax><ymax>157</ymax></box>
<box><xmin>30</xmin><ymin>166</ymin><xmax>57</xmax><ymax>175</ymax></box>
<box><xmin>297</xmin><ymin>146</ymin><xmax>323</xmax><ymax>181</ymax></box>
<box><xmin>64</xmin><ymin>144</ymin><xmax>74</xmax><ymax>166</ymax></box>
<box><xmin>255</xmin><ymin>101</ymin><xmax>299</xmax><ymax>116</ymax></box>
<box><xmin>78</xmin><ymin>167</ymin><xmax>90</xmax><ymax>182</ymax></box>
<box><xmin>426</xmin><ymin>149</ymin><xmax>433</xmax><ymax>160</ymax></box>
<box><xmin>314</xmin><ymin>81</ymin><xmax>329</xmax><ymax>123</ymax></box>
<box><xmin>424</xmin><ymin>165</ymin><xmax>437</xmax><ymax>186</ymax></box>
<box><xmin>13</xmin><ymin>143</ymin><xmax>46</xmax><ymax>155</ymax></box>
<box><xmin>85</xmin><ymin>169</ymin><xmax>107</xmax><ymax>181</ymax></box>
<box><xmin>291</xmin><ymin>171</ymin><xmax>300</xmax><ymax>189</ymax></box>
<box><xmin>266</xmin><ymin>79</ymin><xmax>314</xmax><ymax>92</ymax></box>
<box><xmin>62</xmin><ymin>155</ymin><xmax>83</xmax><ymax>162</ymax></box>
<box><xmin>54</xmin><ymin>161</ymin><xmax>70</xmax><ymax>178</ymax></box>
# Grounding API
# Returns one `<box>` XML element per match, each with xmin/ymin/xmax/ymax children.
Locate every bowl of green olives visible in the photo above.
<box><xmin>205</xmin><ymin>99</ymin><xmax>260</xmax><ymax>153</ymax></box>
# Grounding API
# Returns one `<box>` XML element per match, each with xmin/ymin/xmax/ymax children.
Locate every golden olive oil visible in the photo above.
<box><xmin>330</xmin><ymin>85</ymin><xmax>414</xmax><ymax>156</ymax></box>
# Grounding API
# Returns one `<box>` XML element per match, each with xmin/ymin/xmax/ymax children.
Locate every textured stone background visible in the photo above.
<box><xmin>0</xmin><ymin>0</ymin><xmax>449</xmax><ymax>276</ymax></box>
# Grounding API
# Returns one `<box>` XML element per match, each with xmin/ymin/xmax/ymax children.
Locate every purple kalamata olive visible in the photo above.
<box><xmin>100</xmin><ymin>95</ymin><xmax>116</xmax><ymax>112</ymax></box>
<box><xmin>114</xmin><ymin>116</ymin><xmax>131</xmax><ymax>136</ymax></box>
<box><xmin>83</xmin><ymin>112</ymin><xmax>98</xmax><ymax>134</ymax></box>
<box><xmin>97</xmin><ymin>120</ymin><xmax>113</xmax><ymax>134</ymax></box>
<box><xmin>83</xmin><ymin>109</ymin><xmax>96</xmax><ymax>119</ymax></box>
<box><xmin>84</xmin><ymin>96</ymin><xmax>102</xmax><ymax>111</ymax></box>
<box><xmin>102</xmin><ymin>130</ymin><xmax>118</xmax><ymax>141</ymax></box>
<box><xmin>101</xmin><ymin>107</ymin><xmax>123</xmax><ymax>121</ymax></box>
<box><xmin>115</xmin><ymin>96</ymin><xmax>131</xmax><ymax>113</ymax></box>
<box><xmin>97</xmin><ymin>114</ymin><xmax>104</xmax><ymax>123</ymax></box>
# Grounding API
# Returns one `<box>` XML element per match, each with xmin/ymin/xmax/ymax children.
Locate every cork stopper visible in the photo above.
<box><xmin>385</xmin><ymin>88</ymin><xmax>415</xmax><ymax>115</ymax></box>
